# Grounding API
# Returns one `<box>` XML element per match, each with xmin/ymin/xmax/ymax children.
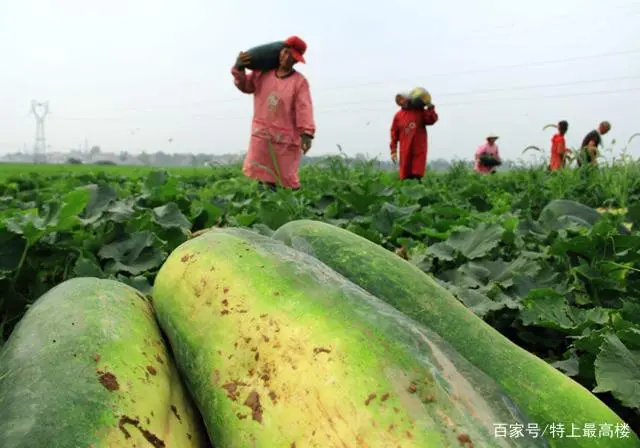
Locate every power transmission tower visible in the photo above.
<box><xmin>30</xmin><ymin>100</ymin><xmax>49</xmax><ymax>163</ymax></box>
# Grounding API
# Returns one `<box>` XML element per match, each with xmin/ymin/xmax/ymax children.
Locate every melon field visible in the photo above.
<box><xmin>1</xmin><ymin>156</ymin><xmax>639</xmax><ymax>446</ymax></box>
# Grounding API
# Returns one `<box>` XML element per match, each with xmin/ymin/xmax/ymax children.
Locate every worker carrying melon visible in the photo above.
<box><xmin>474</xmin><ymin>133</ymin><xmax>502</xmax><ymax>174</ymax></box>
<box><xmin>232</xmin><ymin>36</ymin><xmax>316</xmax><ymax>190</ymax></box>
<box><xmin>390</xmin><ymin>87</ymin><xmax>439</xmax><ymax>181</ymax></box>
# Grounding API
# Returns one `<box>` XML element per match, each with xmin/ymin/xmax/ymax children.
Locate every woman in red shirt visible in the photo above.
<box><xmin>389</xmin><ymin>95</ymin><xmax>438</xmax><ymax>181</ymax></box>
<box><xmin>549</xmin><ymin>120</ymin><xmax>570</xmax><ymax>171</ymax></box>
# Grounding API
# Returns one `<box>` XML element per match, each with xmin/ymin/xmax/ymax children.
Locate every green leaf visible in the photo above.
<box><xmin>72</xmin><ymin>255</ymin><xmax>105</xmax><ymax>278</ymax></box>
<box><xmin>98</xmin><ymin>232</ymin><xmax>166</xmax><ymax>276</ymax></box>
<box><xmin>593</xmin><ymin>333</ymin><xmax>640</xmax><ymax>409</ymax></box>
<box><xmin>373</xmin><ymin>202</ymin><xmax>420</xmax><ymax>236</ymax></box>
<box><xmin>116</xmin><ymin>274</ymin><xmax>152</xmax><ymax>296</ymax></box>
<box><xmin>448</xmin><ymin>286</ymin><xmax>508</xmax><ymax>318</ymax></box>
<box><xmin>426</xmin><ymin>242</ymin><xmax>455</xmax><ymax>261</ymax></box>
<box><xmin>551</xmin><ymin>350</ymin><xmax>580</xmax><ymax>377</ymax></box>
<box><xmin>520</xmin><ymin>289</ymin><xmax>579</xmax><ymax>330</ymax></box>
<box><xmin>54</xmin><ymin>187</ymin><xmax>91</xmax><ymax>231</ymax></box>
<box><xmin>81</xmin><ymin>184</ymin><xmax>118</xmax><ymax>224</ymax></box>
<box><xmin>259</xmin><ymin>200</ymin><xmax>292</xmax><ymax>230</ymax></box>
<box><xmin>0</xmin><ymin>231</ymin><xmax>26</xmax><ymax>273</ymax></box>
<box><xmin>445</xmin><ymin>222</ymin><xmax>505</xmax><ymax>260</ymax></box>
<box><xmin>104</xmin><ymin>247</ymin><xmax>166</xmax><ymax>276</ymax></box>
<box><xmin>616</xmin><ymin>327</ymin><xmax>640</xmax><ymax>350</ymax></box>
<box><xmin>538</xmin><ymin>199</ymin><xmax>602</xmax><ymax>232</ymax></box>
<box><xmin>5</xmin><ymin>211</ymin><xmax>47</xmax><ymax>246</ymax></box>
<box><xmin>152</xmin><ymin>203</ymin><xmax>192</xmax><ymax>230</ymax></box>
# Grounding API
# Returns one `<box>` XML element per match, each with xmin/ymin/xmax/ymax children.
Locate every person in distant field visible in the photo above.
<box><xmin>232</xmin><ymin>35</ymin><xmax>315</xmax><ymax>190</ymax></box>
<box><xmin>577</xmin><ymin>121</ymin><xmax>611</xmax><ymax>167</ymax></box>
<box><xmin>389</xmin><ymin>95</ymin><xmax>439</xmax><ymax>181</ymax></box>
<box><xmin>474</xmin><ymin>134</ymin><xmax>502</xmax><ymax>174</ymax></box>
<box><xmin>549</xmin><ymin>120</ymin><xmax>570</xmax><ymax>171</ymax></box>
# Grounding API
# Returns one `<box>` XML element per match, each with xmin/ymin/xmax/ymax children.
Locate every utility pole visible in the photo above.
<box><xmin>30</xmin><ymin>100</ymin><xmax>50</xmax><ymax>163</ymax></box>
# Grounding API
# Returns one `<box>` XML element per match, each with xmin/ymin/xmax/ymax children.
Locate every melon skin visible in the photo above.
<box><xmin>242</xmin><ymin>41</ymin><xmax>285</xmax><ymax>71</ymax></box>
<box><xmin>0</xmin><ymin>277</ymin><xmax>209</xmax><ymax>448</ymax></box>
<box><xmin>272</xmin><ymin>219</ymin><xmax>640</xmax><ymax>448</ymax></box>
<box><xmin>152</xmin><ymin>227</ymin><xmax>545</xmax><ymax>448</ymax></box>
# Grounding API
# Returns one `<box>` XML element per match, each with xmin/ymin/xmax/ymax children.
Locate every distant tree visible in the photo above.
<box><xmin>139</xmin><ymin>151</ymin><xmax>151</xmax><ymax>165</ymax></box>
<box><xmin>67</xmin><ymin>157</ymin><xmax>83</xmax><ymax>164</ymax></box>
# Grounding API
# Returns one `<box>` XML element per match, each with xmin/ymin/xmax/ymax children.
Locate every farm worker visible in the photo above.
<box><xmin>549</xmin><ymin>120</ymin><xmax>570</xmax><ymax>171</ymax></box>
<box><xmin>474</xmin><ymin>134</ymin><xmax>502</xmax><ymax>174</ymax></box>
<box><xmin>232</xmin><ymin>36</ymin><xmax>316</xmax><ymax>190</ymax></box>
<box><xmin>389</xmin><ymin>98</ymin><xmax>439</xmax><ymax>181</ymax></box>
<box><xmin>577</xmin><ymin>121</ymin><xmax>611</xmax><ymax>167</ymax></box>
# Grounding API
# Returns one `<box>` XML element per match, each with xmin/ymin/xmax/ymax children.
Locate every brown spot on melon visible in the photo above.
<box><xmin>243</xmin><ymin>391</ymin><xmax>263</xmax><ymax>423</ymax></box>
<box><xmin>97</xmin><ymin>371</ymin><xmax>119</xmax><ymax>391</ymax></box>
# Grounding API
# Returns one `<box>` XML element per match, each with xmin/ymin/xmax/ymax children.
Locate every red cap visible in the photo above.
<box><xmin>284</xmin><ymin>35</ymin><xmax>307</xmax><ymax>64</ymax></box>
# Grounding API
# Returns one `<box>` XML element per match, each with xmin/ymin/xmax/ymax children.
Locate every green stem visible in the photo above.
<box><xmin>12</xmin><ymin>243</ymin><xmax>30</xmax><ymax>286</ymax></box>
<box><xmin>603</xmin><ymin>261</ymin><xmax>640</xmax><ymax>273</ymax></box>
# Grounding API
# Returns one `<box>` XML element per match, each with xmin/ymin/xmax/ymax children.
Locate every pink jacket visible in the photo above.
<box><xmin>231</xmin><ymin>66</ymin><xmax>316</xmax><ymax>188</ymax></box>
<box><xmin>474</xmin><ymin>143</ymin><xmax>500</xmax><ymax>173</ymax></box>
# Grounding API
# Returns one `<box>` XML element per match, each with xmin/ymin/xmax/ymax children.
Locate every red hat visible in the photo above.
<box><xmin>284</xmin><ymin>35</ymin><xmax>307</xmax><ymax>64</ymax></box>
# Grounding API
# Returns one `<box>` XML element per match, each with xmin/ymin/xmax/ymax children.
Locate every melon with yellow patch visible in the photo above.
<box><xmin>152</xmin><ymin>228</ymin><xmax>546</xmax><ymax>448</ymax></box>
<box><xmin>0</xmin><ymin>278</ymin><xmax>208</xmax><ymax>448</ymax></box>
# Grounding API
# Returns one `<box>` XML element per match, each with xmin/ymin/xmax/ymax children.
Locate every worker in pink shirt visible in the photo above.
<box><xmin>232</xmin><ymin>36</ymin><xmax>316</xmax><ymax>190</ymax></box>
<box><xmin>474</xmin><ymin>133</ymin><xmax>502</xmax><ymax>174</ymax></box>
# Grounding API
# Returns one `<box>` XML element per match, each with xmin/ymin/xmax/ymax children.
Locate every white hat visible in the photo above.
<box><xmin>486</xmin><ymin>133</ymin><xmax>499</xmax><ymax>140</ymax></box>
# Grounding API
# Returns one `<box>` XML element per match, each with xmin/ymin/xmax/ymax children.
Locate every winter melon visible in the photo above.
<box><xmin>153</xmin><ymin>227</ymin><xmax>546</xmax><ymax>448</ymax></box>
<box><xmin>0</xmin><ymin>277</ymin><xmax>209</xmax><ymax>448</ymax></box>
<box><xmin>408</xmin><ymin>87</ymin><xmax>432</xmax><ymax>109</ymax></box>
<box><xmin>241</xmin><ymin>41</ymin><xmax>285</xmax><ymax>71</ymax></box>
<box><xmin>272</xmin><ymin>219</ymin><xmax>640</xmax><ymax>448</ymax></box>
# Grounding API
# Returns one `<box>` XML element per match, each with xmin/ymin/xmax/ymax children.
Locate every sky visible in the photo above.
<box><xmin>1</xmin><ymin>0</ymin><xmax>639</xmax><ymax>163</ymax></box>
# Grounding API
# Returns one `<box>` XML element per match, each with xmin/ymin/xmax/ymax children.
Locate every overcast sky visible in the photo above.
<box><xmin>1</xmin><ymin>0</ymin><xmax>639</xmax><ymax>162</ymax></box>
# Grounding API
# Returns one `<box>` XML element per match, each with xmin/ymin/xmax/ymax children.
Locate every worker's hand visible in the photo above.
<box><xmin>425</xmin><ymin>103</ymin><xmax>435</xmax><ymax>109</ymax></box>
<box><xmin>235</xmin><ymin>51</ymin><xmax>251</xmax><ymax>69</ymax></box>
<box><xmin>391</xmin><ymin>152</ymin><xmax>398</xmax><ymax>164</ymax></box>
<box><xmin>301</xmin><ymin>134</ymin><xmax>313</xmax><ymax>153</ymax></box>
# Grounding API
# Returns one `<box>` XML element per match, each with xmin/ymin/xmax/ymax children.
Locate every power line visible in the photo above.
<box><xmin>161</xmin><ymin>4</ymin><xmax>640</xmax><ymax>94</ymax></box>
<box><xmin>324</xmin><ymin>86</ymin><xmax>640</xmax><ymax>113</ymax></box>
<box><xmin>51</xmin><ymin>85</ymin><xmax>640</xmax><ymax>123</ymax></box>
<box><xmin>312</xmin><ymin>75</ymin><xmax>640</xmax><ymax>109</ymax></box>
<box><xmin>322</xmin><ymin>48</ymin><xmax>640</xmax><ymax>91</ymax></box>
<box><xmin>451</xmin><ymin>1</ymin><xmax>640</xmax><ymax>43</ymax></box>
<box><xmin>41</xmin><ymin>48</ymin><xmax>640</xmax><ymax>118</ymax></box>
